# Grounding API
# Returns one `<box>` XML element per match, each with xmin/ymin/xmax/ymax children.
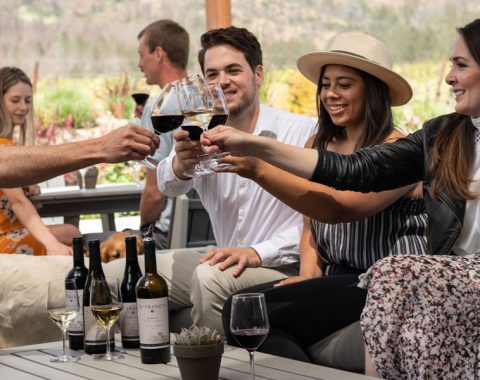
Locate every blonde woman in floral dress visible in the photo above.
<box><xmin>0</xmin><ymin>67</ymin><xmax>80</xmax><ymax>255</ymax></box>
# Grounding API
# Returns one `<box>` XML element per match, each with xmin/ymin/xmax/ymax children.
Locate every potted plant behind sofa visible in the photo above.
<box><xmin>173</xmin><ymin>325</ymin><xmax>224</xmax><ymax>380</ymax></box>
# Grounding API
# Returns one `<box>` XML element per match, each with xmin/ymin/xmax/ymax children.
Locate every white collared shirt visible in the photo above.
<box><xmin>157</xmin><ymin>104</ymin><xmax>316</xmax><ymax>267</ymax></box>
<box><xmin>452</xmin><ymin>116</ymin><xmax>480</xmax><ymax>256</ymax></box>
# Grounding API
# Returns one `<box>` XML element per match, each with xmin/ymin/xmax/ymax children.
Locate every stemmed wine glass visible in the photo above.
<box><xmin>230</xmin><ymin>293</ymin><xmax>270</xmax><ymax>380</ymax></box>
<box><xmin>47</xmin><ymin>279</ymin><xmax>80</xmax><ymax>363</ymax></box>
<box><xmin>138</xmin><ymin>82</ymin><xmax>184</xmax><ymax>169</ymax></box>
<box><xmin>90</xmin><ymin>278</ymin><xmax>123</xmax><ymax>361</ymax></box>
<box><xmin>177</xmin><ymin>74</ymin><xmax>215</xmax><ymax>177</ymax></box>
<box><xmin>201</xmin><ymin>82</ymin><xmax>231</xmax><ymax>172</ymax></box>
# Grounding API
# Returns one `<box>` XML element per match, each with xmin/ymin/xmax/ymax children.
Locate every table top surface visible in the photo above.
<box><xmin>0</xmin><ymin>338</ymin><xmax>374</xmax><ymax>380</ymax></box>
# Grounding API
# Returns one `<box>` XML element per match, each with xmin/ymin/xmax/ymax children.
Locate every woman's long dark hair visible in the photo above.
<box><xmin>314</xmin><ymin>65</ymin><xmax>393</xmax><ymax>151</ymax></box>
<box><xmin>428</xmin><ymin>18</ymin><xmax>480</xmax><ymax>200</ymax></box>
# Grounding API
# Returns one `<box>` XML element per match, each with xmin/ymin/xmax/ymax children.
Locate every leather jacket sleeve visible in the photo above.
<box><xmin>311</xmin><ymin>129</ymin><xmax>426</xmax><ymax>192</ymax></box>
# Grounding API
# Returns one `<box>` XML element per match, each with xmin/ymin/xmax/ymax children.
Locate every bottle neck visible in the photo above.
<box><xmin>144</xmin><ymin>249</ymin><xmax>157</xmax><ymax>274</ymax></box>
<box><xmin>88</xmin><ymin>242</ymin><xmax>104</xmax><ymax>277</ymax></box>
<box><xmin>72</xmin><ymin>238</ymin><xmax>85</xmax><ymax>267</ymax></box>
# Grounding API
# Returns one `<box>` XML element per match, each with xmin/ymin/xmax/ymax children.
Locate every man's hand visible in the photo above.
<box><xmin>172</xmin><ymin>129</ymin><xmax>205</xmax><ymax>179</ymax></box>
<box><xmin>199</xmin><ymin>247</ymin><xmax>262</xmax><ymax>277</ymax></box>
<box><xmin>99</xmin><ymin>125</ymin><xmax>160</xmax><ymax>163</ymax></box>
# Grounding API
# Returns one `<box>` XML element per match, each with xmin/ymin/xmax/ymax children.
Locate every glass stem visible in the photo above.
<box><xmin>249</xmin><ymin>350</ymin><xmax>255</xmax><ymax>380</ymax></box>
<box><xmin>62</xmin><ymin>327</ymin><xmax>68</xmax><ymax>357</ymax></box>
<box><xmin>106</xmin><ymin>327</ymin><xmax>112</xmax><ymax>359</ymax></box>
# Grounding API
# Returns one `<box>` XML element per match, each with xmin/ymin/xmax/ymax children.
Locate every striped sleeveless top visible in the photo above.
<box><xmin>311</xmin><ymin>197</ymin><xmax>427</xmax><ymax>274</ymax></box>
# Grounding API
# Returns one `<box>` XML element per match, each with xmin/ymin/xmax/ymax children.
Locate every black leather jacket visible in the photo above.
<box><xmin>312</xmin><ymin>113</ymin><xmax>471</xmax><ymax>255</ymax></box>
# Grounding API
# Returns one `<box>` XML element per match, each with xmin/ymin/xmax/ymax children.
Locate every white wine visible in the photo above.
<box><xmin>91</xmin><ymin>305</ymin><xmax>122</xmax><ymax>328</ymax></box>
<box><xmin>136</xmin><ymin>239</ymin><xmax>170</xmax><ymax>364</ymax></box>
<box><xmin>183</xmin><ymin>109</ymin><xmax>213</xmax><ymax>128</ymax></box>
<box><xmin>48</xmin><ymin>308</ymin><xmax>78</xmax><ymax>329</ymax></box>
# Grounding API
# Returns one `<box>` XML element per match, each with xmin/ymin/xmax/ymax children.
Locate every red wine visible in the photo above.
<box><xmin>66</xmin><ymin>237</ymin><xmax>88</xmax><ymax>350</ymax></box>
<box><xmin>120</xmin><ymin>236</ymin><xmax>142</xmax><ymax>349</ymax></box>
<box><xmin>232</xmin><ymin>329</ymin><xmax>268</xmax><ymax>351</ymax></box>
<box><xmin>132</xmin><ymin>93</ymin><xmax>149</xmax><ymax>106</ymax></box>
<box><xmin>151</xmin><ymin>115</ymin><xmax>184</xmax><ymax>134</ymax></box>
<box><xmin>83</xmin><ymin>240</ymin><xmax>114</xmax><ymax>355</ymax></box>
<box><xmin>181</xmin><ymin>124</ymin><xmax>203</xmax><ymax>140</ymax></box>
<box><xmin>208</xmin><ymin>114</ymin><xmax>228</xmax><ymax>130</ymax></box>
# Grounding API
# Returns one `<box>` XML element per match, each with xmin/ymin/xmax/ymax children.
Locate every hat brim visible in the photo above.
<box><xmin>297</xmin><ymin>51</ymin><xmax>412</xmax><ymax>106</ymax></box>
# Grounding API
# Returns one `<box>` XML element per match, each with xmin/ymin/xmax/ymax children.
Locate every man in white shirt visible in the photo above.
<box><xmin>136</xmin><ymin>19</ymin><xmax>189</xmax><ymax>248</ymax></box>
<box><xmin>157</xmin><ymin>26</ymin><xmax>315</xmax><ymax>333</ymax></box>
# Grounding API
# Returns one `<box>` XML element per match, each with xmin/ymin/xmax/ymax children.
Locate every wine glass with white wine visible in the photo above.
<box><xmin>90</xmin><ymin>277</ymin><xmax>123</xmax><ymax>361</ymax></box>
<box><xmin>47</xmin><ymin>279</ymin><xmax>80</xmax><ymax>363</ymax></box>
<box><xmin>177</xmin><ymin>74</ymin><xmax>215</xmax><ymax>177</ymax></box>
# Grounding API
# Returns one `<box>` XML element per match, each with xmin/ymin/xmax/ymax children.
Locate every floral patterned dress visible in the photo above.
<box><xmin>0</xmin><ymin>138</ymin><xmax>46</xmax><ymax>255</ymax></box>
<box><xmin>359</xmin><ymin>254</ymin><xmax>480</xmax><ymax>379</ymax></box>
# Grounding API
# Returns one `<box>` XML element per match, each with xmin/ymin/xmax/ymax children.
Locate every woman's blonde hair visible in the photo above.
<box><xmin>0</xmin><ymin>66</ymin><xmax>35</xmax><ymax>146</ymax></box>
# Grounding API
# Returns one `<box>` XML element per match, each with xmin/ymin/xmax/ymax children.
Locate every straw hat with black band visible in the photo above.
<box><xmin>297</xmin><ymin>32</ymin><xmax>412</xmax><ymax>106</ymax></box>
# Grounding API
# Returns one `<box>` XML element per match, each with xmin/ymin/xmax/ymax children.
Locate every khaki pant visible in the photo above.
<box><xmin>152</xmin><ymin>248</ymin><xmax>298</xmax><ymax>334</ymax></box>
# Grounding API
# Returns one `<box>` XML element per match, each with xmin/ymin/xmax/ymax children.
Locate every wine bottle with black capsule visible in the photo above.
<box><xmin>83</xmin><ymin>239</ymin><xmax>114</xmax><ymax>355</ymax></box>
<box><xmin>136</xmin><ymin>238</ymin><xmax>170</xmax><ymax>363</ymax></box>
<box><xmin>66</xmin><ymin>236</ymin><xmax>88</xmax><ymax>350</ymax></box>
<box><xmin>120</xmin><ymin>236</ymin><xmax>143</xmax><ymax>349</ymax></box>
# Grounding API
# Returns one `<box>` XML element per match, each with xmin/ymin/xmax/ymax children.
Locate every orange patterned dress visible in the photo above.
<box><xmin>0</xmin><ymin>138</ymin><xmax>46</xmax><ymax>255</ymax></box>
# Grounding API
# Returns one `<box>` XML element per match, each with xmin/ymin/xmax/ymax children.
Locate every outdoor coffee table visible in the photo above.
<box><xmin>0</xmin><ymin>337</ymin><xmax>375</xmax><ymax>379</ymax></box>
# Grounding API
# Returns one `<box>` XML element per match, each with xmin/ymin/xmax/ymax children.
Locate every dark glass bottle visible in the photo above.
<box><xmin>120</xmin><ymin>236</ymin><xmax>143</xmax><ymax>349</ymax></box>
<box><xmin>136</xmin><ymin>239</ymin><xmax>170</xmax><ymax>364</ymax></box>
<box><xmin>83</xmin><ymin>239</ymin><xmax>114</xmax><ymax>355</ymax></box>
<box><xmin>66</xmin><ymin>236</ymin><xmax>88</xmax><ymax>350</ymax></box>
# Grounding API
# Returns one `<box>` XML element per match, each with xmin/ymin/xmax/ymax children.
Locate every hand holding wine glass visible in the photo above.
<box><xmin>90</xmin><ymin>278</ymin><xmax>123</xmax><ymax>361</ymax></box>
<box><xmin>47</xmin><ymin>279</ymin><xmax>80</xmax><ymax>363</ymax></box>
<box><xmin>230</xmin><ymin>293</ymin><xmax>270</xmax><ymax>380</ymax></box>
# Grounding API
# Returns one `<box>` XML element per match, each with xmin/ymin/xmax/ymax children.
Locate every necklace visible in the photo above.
<box><xmin>472</xmin><ymin>117</ymin><xmax>480</xmax><ymax>143</ymax></box>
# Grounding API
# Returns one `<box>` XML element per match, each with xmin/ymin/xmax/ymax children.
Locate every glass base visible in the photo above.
<box><xmin>50</xmin><ymin>354</ymin><xmax>81</xmax><ymax>363</ymax></box>
<box><xmin>93</xmin><ymin>351</ymin><xmax>124</xmax><ymax>361</ymax></box>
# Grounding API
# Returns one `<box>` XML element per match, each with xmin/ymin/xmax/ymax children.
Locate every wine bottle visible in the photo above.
<box><xmin>120</xmin><ymin>236</ymin><xmax>143</xmax><ymax>349</ymax></box>
<box><xmin>136</xmin><ymin>239</ymin><xmax>170</xmax><ymax>363</ymax></box>
<box><xmin>66</xmin><ymin>236</ymin><xmax>88</xmax><ymax>350</ymax></box>
<box><xmin>83</xmin><ymin>239</ymin><xmax>114</xmax><ymax>354</ymax></box>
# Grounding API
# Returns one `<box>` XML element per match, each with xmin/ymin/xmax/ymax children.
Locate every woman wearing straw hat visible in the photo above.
<box><xmin>207</xmin><ymin>18</ymin><xmax>480</xmax><ymax>378</ymax></box>
<box><xmin>216</xmin><ymin>32</ymin><xmax>426</xmax><ymax>370</ymax></box>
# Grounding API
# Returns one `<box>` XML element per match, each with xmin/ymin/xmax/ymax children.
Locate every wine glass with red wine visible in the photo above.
<box><xmin>230</xmin><ymin>293</ymin><xmax>270</xmax><ymax>380</ymax></box>
<box><xmin>139</xmin><ymin>82</ymin><xmax>183</xmax><ymax>169</ymax></box>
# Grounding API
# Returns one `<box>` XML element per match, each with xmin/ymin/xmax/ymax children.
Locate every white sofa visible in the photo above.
<box><xmin>0</xmin><ymin>253</ymin><xmax>192</xmax><ymax>348</ymax></box>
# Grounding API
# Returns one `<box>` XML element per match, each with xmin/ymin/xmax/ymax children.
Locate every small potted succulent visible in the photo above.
<box><xmin>173</xmin><ymin>325</ymin><xmax>224</xmax><ymax>380</ymax></box>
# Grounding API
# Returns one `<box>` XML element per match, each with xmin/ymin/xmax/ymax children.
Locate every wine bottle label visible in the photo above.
<box><xmin>137</xmin><ymin>297</ymin><xmax>169</xmax><ymax>348</ymax></box>
<box><xmin>84</xmin><ymin>306</ymin><xmax>113</xmax><ymax>344</ymax></box>
<box><xmin>66</xmin><ymin>289</ymin><xmax>83</xmax><ymax>335</ymax></box>
<box><xmin>120</xmin><ymin>302</ymin><xmax>139</xmax><ymax>340</ymax></box>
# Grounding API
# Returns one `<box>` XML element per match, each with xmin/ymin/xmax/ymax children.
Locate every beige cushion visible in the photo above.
<box><xmin>0</xmin><ymin>254</ymin><xmax>125</xmax><ymax>348</ymax></box>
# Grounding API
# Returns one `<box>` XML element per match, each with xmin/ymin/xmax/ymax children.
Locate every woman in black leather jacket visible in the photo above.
<box><xmin>204</xmin><ymin>18</ymin><xmax>480</xmax><ymax>380</ymax></box>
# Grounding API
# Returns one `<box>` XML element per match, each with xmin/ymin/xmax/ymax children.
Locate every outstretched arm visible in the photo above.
<box><xmin>202</xmin><ymin>126</ymin><xmax>319</xmax><ymax>178</ymax></box>
<box><xmin>0</xmin><ymin>125</ymin><xmax>159</xmax><ymax>188</ymax></box>
<box><xmin>218</xmin><ymin>156</ymin><xmax>417</xmax><ymax>223</ymax></box>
